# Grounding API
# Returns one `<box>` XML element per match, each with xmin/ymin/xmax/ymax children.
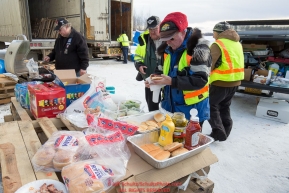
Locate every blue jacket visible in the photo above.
<box><xmin>160</xmin><ymin>28</ymin><xmax>210</xmax><ymax>122</ymax></box>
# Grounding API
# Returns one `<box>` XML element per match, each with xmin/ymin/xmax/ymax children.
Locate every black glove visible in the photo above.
<box><xmin>135</xmin><ymin>72</ymin><xmax>144</xmax><ymax>81</ymax></box>
<box><xmin>134</xmin><ymin>61</ymin><xmax>145</xmax><ymax>71</ymax></box>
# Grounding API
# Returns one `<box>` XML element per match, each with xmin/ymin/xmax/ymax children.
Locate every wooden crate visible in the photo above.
<box><xmin>0</xmin><ymin>76</ymin><xmax>16</xmax><ymax>104</ymax></box>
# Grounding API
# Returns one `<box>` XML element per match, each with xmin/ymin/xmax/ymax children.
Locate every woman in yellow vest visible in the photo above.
<box><xmin>146</xmin><ymin>12</ymin><xmax>211</xmax><ymax>127</ymax></box>
<box><xmin>208</xmin><ymin>21</ymin><xmax>244</xmax><ymax>141</ymax></box>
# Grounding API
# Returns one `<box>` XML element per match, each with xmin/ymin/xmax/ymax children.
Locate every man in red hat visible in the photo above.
<box><xmin>44</xmin><ymin>18</ymin><xmax>89</xmax><ymax>76</ymax></box>
<box><xmin>145</xmin><ymin>12</ymin><xmax>211</xmax><ymax>127</ymax></box>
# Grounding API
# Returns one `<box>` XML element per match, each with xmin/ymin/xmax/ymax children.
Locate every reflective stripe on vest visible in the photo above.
<box><xmin>209</xmin><ymin>39</ymin><xmax>244</xmax><ymax>84</ymax></box>
<box><xmin>163</xmin><ymin>50</ymin><xmax>209</xmax><ymax>105</ymax></box>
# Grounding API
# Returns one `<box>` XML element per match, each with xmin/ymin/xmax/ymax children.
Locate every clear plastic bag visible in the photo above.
<box><xmin>61</xmin><ymin>158</ymin><xmax>126</xmax><ymax>193</ymax></box>
<box><xmin>64</xmin><ymin>76</ymin><xmax>119</xmax><ymax>128</ymax></box>
<box><xmin>32</xmin><ymin>131</ymin><xmax>88</xmax><ymax>172</ymax></box>
<box><xmin>26</xmin><ymin>58</ymin><xmax>39</xmax><ymax>78</ymax></box>
<box><xmin>60</xmin><ymin>125</ymin><xmax>130</xmax><ymax>192</ymax></box>
<box><xmin>81</xmin><ymin>126</ymin><xmax>131</xmax><ymax>167</ymax></box>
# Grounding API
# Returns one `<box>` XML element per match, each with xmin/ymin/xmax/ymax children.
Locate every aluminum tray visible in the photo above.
<box><xmin>118</xmin><ymin>110</ymin><xmax>161</xmax><ymax>134</ymax></box>
<box><xmin>127</xmin><ymin>130</ymin><xmax>214</xmax><ymax>169</ymax></box>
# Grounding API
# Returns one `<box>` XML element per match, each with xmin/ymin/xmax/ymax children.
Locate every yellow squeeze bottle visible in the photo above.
<box><xmin>158</xmin><ymin>114</ymin><xmax>175</xmax><ymax>147</ymax></box>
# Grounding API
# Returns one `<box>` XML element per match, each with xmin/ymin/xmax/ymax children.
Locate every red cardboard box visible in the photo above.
<box><xmin>28</xmin><ymin>82</ymin><xmax>66</xmax><ymax>118</ymax></box>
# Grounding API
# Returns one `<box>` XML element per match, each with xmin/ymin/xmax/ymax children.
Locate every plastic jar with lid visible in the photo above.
<box><xmin>172</xmin><ymin>112</ymin><xmax>188</xmax><ymax>127</ymax></box>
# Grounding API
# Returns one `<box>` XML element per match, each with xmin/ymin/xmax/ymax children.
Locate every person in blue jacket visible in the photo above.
<box><xmin>145</xmin><ymin>12</ymin><xmax>211</xmax><ymax>127</ymax></box>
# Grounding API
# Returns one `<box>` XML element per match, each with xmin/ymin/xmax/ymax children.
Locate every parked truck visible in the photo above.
<box><xmin>0</xmin><ymin>0</ymin><xmax>133</xmax><ymax>60</ymax></box>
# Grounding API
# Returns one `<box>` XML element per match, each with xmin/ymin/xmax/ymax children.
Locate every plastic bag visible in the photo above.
<box><xmin>81</xmin><ymin>126</ymin><xmax>131</xmax><ymax>167</ymax></box>
<box><xmin>26</xmin><ymin>58</ymin><xmax>39</xmax><ymax>78</ymax></box>
<box><xmin>60</xmin><ymin>124</ymin><xmax>130</xmax><ymax>192</ymax></box>
<box><xmin>64</xmin><ymin>76</ymin><xmax>118</xmax><ymax>128</ymax></box>
<box><xmin>15</xmin><ymin>81</ymin><xmax>42</xmax><ymax>109</ymax></box>
<box><xmin>62</xmin><ymin>158</ymin><xmax>126</xmax><ymax>193</ymax></box>
<box><xmin>32</xmin><ymin>131</ymin><xmax>88</xmax><ymax>172</ymax></box>
<box><xmin>279</xmin><ymin>49</ymin><xmax>289</xmax><ymax>58</ymax></box>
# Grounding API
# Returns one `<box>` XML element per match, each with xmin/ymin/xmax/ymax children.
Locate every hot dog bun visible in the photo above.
<box><xmin>171</xmin><ymin>147</ymin><xmax>189</xmax><ymax>157</ymax></box>
<box><xmin>163</xmin><ymin>142</ymin><xmax>183</xmax><ymax>152</ymax></box>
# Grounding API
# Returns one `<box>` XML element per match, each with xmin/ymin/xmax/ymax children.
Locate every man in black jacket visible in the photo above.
<box><xmin>134</xmin><ymin>16</ymin><xmax>162</xmax><ymax>111</ymax></box>
<box><xmin>44</xmin><ymin>18</ymin><xmax>89</xmax><ymax>76</ymax></box>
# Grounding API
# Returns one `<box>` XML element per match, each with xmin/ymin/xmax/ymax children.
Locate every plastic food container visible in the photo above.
<box><xmin>121</xmin><ymin>100</ymin><xmax>141</xmax><ymax>109</ymax></box>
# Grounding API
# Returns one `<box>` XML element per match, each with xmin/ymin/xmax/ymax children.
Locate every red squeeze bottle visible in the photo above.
<box><xmin>184</xmin><ymin>109</ymin><xmax>201</xmax><ymax>150</ymax></box>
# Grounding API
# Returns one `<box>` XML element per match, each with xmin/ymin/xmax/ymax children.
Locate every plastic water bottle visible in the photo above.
<box><xmin>0</xmin><ymin>59</ymin><xmax>6</xmax><ymax>74</ymax></box>
<box><xmin>269</xmin><ymin>63</ymin><xmax>279</xmax><ymax>76</ymax></box>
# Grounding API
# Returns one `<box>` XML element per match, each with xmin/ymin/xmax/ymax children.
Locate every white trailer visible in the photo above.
<box><xmin>0</xmin><ymin>0</ymin><xmax>133</xmax><ymax>60</ymax></box>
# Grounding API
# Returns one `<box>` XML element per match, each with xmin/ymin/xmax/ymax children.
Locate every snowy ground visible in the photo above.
<box><xmin>0</xmin><ymin>58</ymin><xmax>289</xmax><ymax>193</ymax></box>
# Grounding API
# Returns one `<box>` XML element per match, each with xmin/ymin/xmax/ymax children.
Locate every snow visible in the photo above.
<box><xmin>0</xmin><ymin>58</ymin><xmax>288</xmax><ymax>193</ymax></box>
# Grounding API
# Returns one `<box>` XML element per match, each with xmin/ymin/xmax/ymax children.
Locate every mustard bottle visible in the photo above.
<box><xmin>158</xmin><ymin>114</ymin><xmax>175</xmax><ymax>147</ymax></box>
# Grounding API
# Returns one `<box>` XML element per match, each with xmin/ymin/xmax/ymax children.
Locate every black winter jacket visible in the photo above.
<box><xmin>48</xmin><ymin>28</ymin><xmax>89</xmax><ymax>72</ymax></box>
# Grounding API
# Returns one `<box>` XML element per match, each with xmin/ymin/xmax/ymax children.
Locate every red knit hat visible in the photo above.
<box><xmin>160</xmin><ymin>12</ymin><xmax>188</xmax><ymax>31</ymax></box>
<box><xmin>159</xmin><ymin>12</ymin><xmax>188</xmax><ymax>41</ymax></box>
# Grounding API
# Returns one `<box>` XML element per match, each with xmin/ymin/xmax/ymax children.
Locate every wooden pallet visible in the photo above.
<box><xmin>0</xmin><ymin>98</ymin><xmax>11</xmax><ymax>105</ymax></box>
<box><xmin>0</xmin><ymin>99</ymin><xmax>79</xmax><ymax>192</ymax></box>
<box><xmin>0</xmin><ymin>77</ymin><xmax>17</xmax><ymax>88</ymax></box>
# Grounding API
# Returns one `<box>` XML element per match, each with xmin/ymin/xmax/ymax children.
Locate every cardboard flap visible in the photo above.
<box><xmin>54</xmin><ymin>69</ymin><xmax>76</xmax><ymax>79</ymax></box>
<box><xmin>134</xmin><ymin>148</ymin><xmax>218</xmax><ymax>190</ymax></box>
<box><xmin>78</xmin><ymin>73</ymin><xmax>92</xmax><ymax>83</ymax></box>
<box><xmin>122</xmin><ymin>146</ymin><xmax>218</xmax><ymax>192</ymax></box>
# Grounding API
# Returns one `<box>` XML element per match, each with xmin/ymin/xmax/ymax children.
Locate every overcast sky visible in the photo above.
<box><xmin>133</xmin><ymin>0</ymin><xmax>289</xmax><ymax>32</ymax></box>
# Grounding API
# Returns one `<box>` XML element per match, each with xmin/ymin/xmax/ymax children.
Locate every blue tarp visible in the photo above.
<box><xmin>132</xmin><ymin>31</ymin><xmax>141</xmax><ymax>46</ymax></box>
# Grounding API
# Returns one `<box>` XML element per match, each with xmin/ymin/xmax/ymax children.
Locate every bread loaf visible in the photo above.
<box><xmin>163</xmin><ymin>142</ymin><xmax>183</xmax><ymax>152</ymax></box>
<box><xmin>171</xmin><ymin>147</ymin><xmax>189</xmax><ymax>157</ymax></box>
<box><xmin>154</xmin><ymin>113</ymin><xmax>165</xmax><ymax>123</ymax></box>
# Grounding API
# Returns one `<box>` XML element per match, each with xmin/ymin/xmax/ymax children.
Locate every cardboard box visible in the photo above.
<box><xmin>28</xmin><ymin>82</ymin><xmax>66</xmax><ymax>118</ymax></box>
<box><xmin>254</xmin><ymin>69</ymin><xmax>268</xmax><ymax>77</ymax></box>
<box><xmin>256</xmin><ymin>98</ymin><xmax>289</xmax><ymax>123</ymax></box>
<box><xmin>271</xmin><ymin>45</ymin><xmax>284</xmax><ymax>52</ymax></box>
<box><xmin>109</xmin><ymin>144</ymin><xmax>218</xmax><ymax>193</ymax></box>
<box><xmin>268</xmin><ymin>41</ymin><xmax>284</xmax><ymax>46</ymax></box>
<box><xmin>244</xmin><ymin>68</ymin><xmax>253</xmax><ymax>81</ymax></box>
<box><xmin>242</xmin><ymin>44</ymin><xmax>267</xmax><ymax>51</ymax></box>
<box><xmin>53</xmin><ymin>70</ymin><xmax>91</xmax><ymax>106</ymax></box>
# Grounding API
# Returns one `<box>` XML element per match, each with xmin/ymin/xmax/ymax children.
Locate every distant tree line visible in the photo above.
<box><xmin>133</xmin><ymin>10</ymin><xmax>151</xmax><ymax>30</ymax></box>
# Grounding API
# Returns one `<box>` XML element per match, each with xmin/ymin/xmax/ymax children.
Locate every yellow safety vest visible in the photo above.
<box><xmin>163</xmin><ymin>50</ymin><xmax>209</xmax><ymax>105</ymax></box>
<box><xmin>210</xmin><ymin>39</ymin><xmax>244</xmax><ymax>84</ymax></box>
<box><xmin>117</xmin><ymin>34</ymin><xmax>129</xmax><ymax>47</ymax></box>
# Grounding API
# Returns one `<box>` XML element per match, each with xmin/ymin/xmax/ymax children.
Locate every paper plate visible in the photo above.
<box><xmin>15</xmin><ymin>179</ymin><xmax>67</xmax><ymax>193</ymax></box>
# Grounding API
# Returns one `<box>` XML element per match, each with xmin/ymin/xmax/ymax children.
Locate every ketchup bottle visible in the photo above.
<box><xmin>184</xmin><ymin>109</ymin><xmax>201</xmax><ymax>150</ymax></box>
